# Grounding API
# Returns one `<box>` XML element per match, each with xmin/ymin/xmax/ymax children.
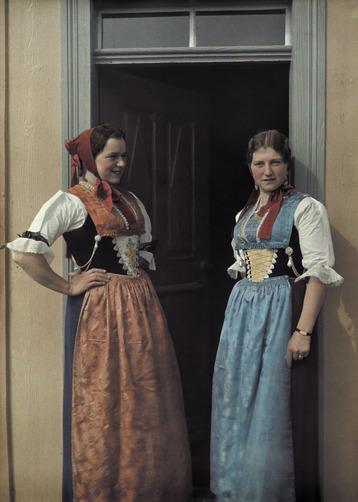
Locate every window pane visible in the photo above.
<box><xmin>196</xmin><ymin>11</ymin><xmax>286</xmax><ymax>47</ymax></box>
<box><xmin>102</xmin><ymin>14</ymin><xmax>189</xmax><ymax>49</ymax></box>
<box><xmin>98</xmin><ymin>0</ymin><xmax>191</xmax><ymax>7</ymax></box>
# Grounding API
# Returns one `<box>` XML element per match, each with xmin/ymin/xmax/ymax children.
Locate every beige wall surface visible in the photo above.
<box><xmin>1</xmin><ymin>0</ymin><xmax>63</xmax><ymax>500</ymax></box>
<box><xmin>0</xmin><ymin>0</ymin><xmax>9</xmax><ymax>499</ymax></box>
<box><xmin>325</xmin><ymin>0</ymin><xmax>358</xmax><ymax>501</ymax></box>
<box><xmin>1</xmin><ymin>1</ymin><xmax>358</xmax><ymax>501</ymax></box>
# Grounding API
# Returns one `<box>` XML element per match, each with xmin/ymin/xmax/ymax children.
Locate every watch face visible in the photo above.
<box><xmin>296</xmin><ymin>329</ymin><xmax>310</xmax><ymax>336</ymax></box>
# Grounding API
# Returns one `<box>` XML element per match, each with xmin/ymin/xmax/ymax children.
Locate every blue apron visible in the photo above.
<box><xmin>211</xmin><ymin>191</ymin><xmax>305</xmax><ymax>501</ymax></box>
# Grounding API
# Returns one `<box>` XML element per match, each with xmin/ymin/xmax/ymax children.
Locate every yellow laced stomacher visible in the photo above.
<box><xmin>244</xmin><ymin>248</ymin><xmax>278</xmax><ymax>282</ymax></box>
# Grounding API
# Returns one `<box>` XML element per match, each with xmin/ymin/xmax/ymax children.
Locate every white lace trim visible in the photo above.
<box><xmin>112</xmin><ymin>235</ymin><xmax>140</xmax><ymax>277</ymax></box>
<box><xmin>139</xmin><ymin>250</ymin><xmax>156</xmax><ymax>271</ymax></box>
<box><xmin>295</xmin><ymin>264</ymin><xmax>343</xmax><ymax>287</ymax></box>
<box><xmin>227</xmin><ymin>261</ymin><xmax>244</xmax><ymax>280</ymax></box>
<box><xmin>6</xmin><ymin>238</ymin><xmax>54</xmax><ymax>264</ymax></box>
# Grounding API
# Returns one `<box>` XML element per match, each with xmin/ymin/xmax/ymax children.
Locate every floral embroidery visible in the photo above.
<box><xmin>112</xmin><ymin>235</ymin><xmax>140</xmax><ymax>277</ymax></box>
<box><xmin>123</xmin><ymin>238</ymin><xmax>139</xmax><ymax>277</ymax></box>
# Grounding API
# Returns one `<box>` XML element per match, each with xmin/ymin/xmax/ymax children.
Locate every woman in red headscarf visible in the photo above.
<box><xmin>6</xmin><ymin>124</ymin><xmax>192</xmax><ymax>502</ymax></box>
<box><xmin>210</xmin><ymin>130</ymin><xmax>343</xmax><ymax>502</ymax></box>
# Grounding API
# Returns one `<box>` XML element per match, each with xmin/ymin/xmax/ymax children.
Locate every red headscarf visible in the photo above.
<box><xmin>65</xmin><ymin>128</ymin><xmax>121</xmax><ymax>212</ymax></box>
<box><xmin>238</xmin><ymin>184</ymin><xmax>295</xmax><ymax>240</ymax></box>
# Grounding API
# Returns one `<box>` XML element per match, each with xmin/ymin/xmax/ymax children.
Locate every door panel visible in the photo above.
<box><xmin>99</xmin><ymin>69</ymin><xmax>211</xmax><ymax>486</ymax></box>
<box><xmin>168</xmin><ymin>121</ymin><xmax>194</xmax><ymax>254</ymax></box>
<box><xmin>122</xmin><ymin>109</ymin><xmax>154</xmax><ymax>210</ymax></box>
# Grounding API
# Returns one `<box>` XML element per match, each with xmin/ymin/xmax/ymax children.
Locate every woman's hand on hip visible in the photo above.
<box><xmin>285</xmin><ymin>331</ymin><xmax>311</xmax><ymax>368</ymax></box>
<box><xmin>68</xmin><ymin>268</ymin><xmax>110</xmax><ymax>296</ymax></box>
<box><xmin>12</xmin><ymin>252</ymin><xmax>110</xmax><ymax>296</ymax></box>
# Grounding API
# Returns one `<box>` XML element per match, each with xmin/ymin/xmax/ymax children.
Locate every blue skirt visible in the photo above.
<box><xmin>211</xmin><ymin>276</ymin><xmax>295</xmax><ymax>502</ymax></box>
<box><xmin>62</xmin><ymin>293</ymin><xmax>84</xmax><ymax>502</ymax></box>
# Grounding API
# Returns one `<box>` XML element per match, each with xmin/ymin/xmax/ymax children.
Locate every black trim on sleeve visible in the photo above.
<box><xmin>19</xmin><ymin>231</ymin><xmax>50</xmax><ymax>247</ymax></box>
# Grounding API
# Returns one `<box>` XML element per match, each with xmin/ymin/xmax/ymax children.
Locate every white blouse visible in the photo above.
<box><xmin>6</xmin><ymin>190</ymin><xmax>156</xmax><ymax>271</ymax></box>
<box><xmin>228</xmin><ymin>196</ymin><xmax>343</xmax><ymax>286</ymax></box>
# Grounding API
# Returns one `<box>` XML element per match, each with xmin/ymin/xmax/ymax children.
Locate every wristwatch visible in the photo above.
<box><xmin>295</xmin><ymin>328</ymin><xmax>312</xmax><ymax>337</ymax></box>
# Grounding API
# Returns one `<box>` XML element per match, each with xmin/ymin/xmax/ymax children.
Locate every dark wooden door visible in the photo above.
<box><xmin>99</xmin><ymin>69</ymin><xmax>211</xmax><ymax>487</ymax></box>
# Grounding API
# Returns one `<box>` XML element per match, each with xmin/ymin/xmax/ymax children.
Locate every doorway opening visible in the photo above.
<box><xmin>97</xmin><ymin>62</ymin><xmax>289</xmax><ymax>492</ymax></box>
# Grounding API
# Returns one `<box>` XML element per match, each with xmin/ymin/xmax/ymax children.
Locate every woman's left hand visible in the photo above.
<box><xmin>285</xmin><ymin>331</ymin><xmax>311</xmax><ymax>368</ymax></box>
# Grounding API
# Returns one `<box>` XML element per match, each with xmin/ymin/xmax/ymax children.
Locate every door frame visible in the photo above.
<box><xmin>61</xmin><ymin>0</ymin><xmax>326</xmax><ymax>488</ymax></box>
<box><xmin>61</xmin><ymin>0</ymin><xmax>326</xmax><ymax>200</ymax></box>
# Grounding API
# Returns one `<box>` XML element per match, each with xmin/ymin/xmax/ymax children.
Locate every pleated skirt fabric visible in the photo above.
<box><xmin>211</xmin><ymin>276</ymin><xmax>295</xmax><ymax>502</ymax></box>
<box><xmin>63</xmin><ymin>271</ymin><xmax>192</xmax><ymax>502</ymax></box>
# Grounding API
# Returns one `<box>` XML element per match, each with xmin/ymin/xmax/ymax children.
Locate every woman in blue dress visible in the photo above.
<box><xmin>210</xmin><ymin>130</ymin><xmax>342</xmax><ymax>502</ymax></box>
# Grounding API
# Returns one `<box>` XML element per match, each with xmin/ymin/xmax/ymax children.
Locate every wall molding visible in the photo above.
<box><xmin>61</xmin><ymin>0</ymin><xmax>93</xmax><ymax>285</ymax></box>
<box><xmin>289</xmin><ymin>0</ymin><xmax>326</xmax><ymax>201</ymax></box>
<box><xmin>94</xmin><ymin>46</ymin><xmax>292</xmax><ymax>65</ymax></box>
<box><xmin>61</xmin><ymin>0</ymin><xmax>93</xmax><ymax>189</ymax></box>
<box><xmin>289</xmin><ymin>1</ymin><xmax>326</xmax><ymax>495</ymax></box>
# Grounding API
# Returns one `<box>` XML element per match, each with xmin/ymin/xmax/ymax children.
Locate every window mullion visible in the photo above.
<box><xmin>189</xmin><ymin>9</ymin><xmax>196</xmax><ymax>48</ymax></box>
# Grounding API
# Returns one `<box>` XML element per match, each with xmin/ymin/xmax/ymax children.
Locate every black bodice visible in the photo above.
<box><xmin>63</xmin><ymin>215</ymin><xmax>127</xmax><ymax>274</ymax></box>
<box><xmin>243</xmin><ymin>225</ymin><xmax>305</xmax><ymax>281</ymax></box>
<box><xmin>270</xmin><ymin>225</ymin><xmax>304</xmax><ymax>278</ymax></box>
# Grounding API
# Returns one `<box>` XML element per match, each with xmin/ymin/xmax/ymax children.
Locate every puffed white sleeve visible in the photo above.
<box><xmin>294</xmin><ymin>197</ymin><xmax>343</xmax><ymax>286</ymax></box>
<box><xmin>132</xmin><ymin>195</ymin><xmax>156</xmax><ymax>271</ymax></box>
<box><xmin>227</xmin><ymin>210</ymin><xmax>246</xmax><ymax>280</ymax></box>
<box><xmin>5</xmin><ymin>191</ymin><xmax>87</xmax><ymax>264</ymax></box>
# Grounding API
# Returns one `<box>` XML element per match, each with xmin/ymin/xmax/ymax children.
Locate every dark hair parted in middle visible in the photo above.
<box><xmin>246</xmin><ymin>130</ymin><xmax>292</xmax><ymax>168</ymax></box>
<box><xmin>90</xmin><ymin>123</ymin><xmax>126</xmax><ymax>160</ymax></box>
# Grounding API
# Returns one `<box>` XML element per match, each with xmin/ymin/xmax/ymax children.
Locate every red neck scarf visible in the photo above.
<box><xmin>238</xmin><ymin>184</ymin><xmax>295</xmax><ymax>240</ymax></box>
<box><xmin>65</xmin><ymin>128</ymin><xmax>121</xmax><ymax>212</ymax></box>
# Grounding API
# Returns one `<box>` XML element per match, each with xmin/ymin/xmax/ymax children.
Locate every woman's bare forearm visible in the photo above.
<box><xmin>13</xmin><ymin>252</ymin><xmax>71</xmax><ymax>294</ymax></box>
<box><xmin>286</xmin><ymin>276</ymin><xmax>327</xmax><ymax>367</ymax></box>
<box><xmin>296</xmin><ymin>276</ymin><xmax>327</xmax><ymax>333</ymax></box>
<box><xmin>13</xmin><ymin>252</ymin><xmax>110</xmax><ymax>296</ymax></box>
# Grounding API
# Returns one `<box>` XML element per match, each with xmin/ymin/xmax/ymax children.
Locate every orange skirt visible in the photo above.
<box><xmin>71</xmin><ymin>271</ymin><xmax>192</xmax><ymax>501</ymax></box>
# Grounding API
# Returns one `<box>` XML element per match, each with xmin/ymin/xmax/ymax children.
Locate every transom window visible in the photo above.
<box><xmin>96</xmin><ymin>1</ymin><xmax>291</xmax><ymax>50</ymax></box>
